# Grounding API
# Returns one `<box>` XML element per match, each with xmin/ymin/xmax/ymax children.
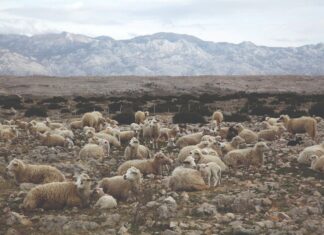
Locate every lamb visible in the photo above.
<box><xmin>93</xmin><ymin>188</ymin><xmax>117</xmax><ymax>209</ymax></box>
<box><xmin>79</xmin><ymin>139</ymin><xmax>110</xmax><ymax>160</ymax></box>
<box><xmin>310</xmin><ymin>155</ymin><xmax>324</xmax><ymax>172</ymax></box>
<box><xmin>197</xmin><ymin>162</ymin><xmax>222</xmax><ymax>187</ymax></box>
<box><xmin>212</xmin><ymin>110</ymin><xmax>224</xmax><ymax>129</ymax></box>
<box><xmin>233</xmin><ymin>124</ymin><xmax>258</xmax><ymax>144</ymax></box>
<box><xmin>297</xmin><ymin>142</ymin><xmax>324</xmax><ymax>165</ymax></box>
<box><xmin>221</xmin><ymin>136</ymin><xmax>245</xmax><ymax>155</ymax></box>
<box><xmin>37</xmin><ymin>132</ymin><xmax>69</xmax><ymax>147</ymax></box>
<box><xmin>190</xmin><ymin>148</ymin><xmax>228</xmax><ymax>171</ymax></box>
<box><xmin>117</xmin><ymin>152</ymin><xmax>173</xmax><ymax>175</ymax></box>
<box><xmin>168</xmin><ymin>166</ymin><xmax>208</xmax><ymax>191</ymax></box>
<box><xmin>135</xmin><ymin>111</ymin><xmax>149</xmax><ymax>124</ymax></box>
<box><xmin>23</xmin><ymin>173</ymin><xmax>92</xmax><ymax>210</ymax></box>
<box><xmin>224</xmin><ymin>142</ymin><xmax>269</xmax><ymax>168</ymax></box>
<box><xmin>278</xmin><ymin>115</ymin><xmax>317</xmax><ymax>140</ymax></box>
<box><xmin>142</xmin><ymin>118</ymin><xmax>160</xmax><ymax>149</ymax></box>
<box><xmin>50</xmin><ymin>128</ymin><xmax>74</xmax><ymax>139</ymax></box>
<box><xmin>82</xmin><ymin>111</ymin><xmax>106</xmax><ymax>131</ymax></box>
<box><xmin>176</xmin><ymin>132</ymin><xmax>204</xmax><ymax>148</ymax></box>
<box><xmin>177</xmin><ymin>141</ymin><xmax>210</xmax><ymax>162</ymax></box>
<box><xmin>124</xmin><ymin>137</ymin><xmax>150</xmax><ymax>160</ymax></box>
<box><xmin>6</xmin><ymin>158</ymin><xmax>65</xmax><ymax>184</ymax></box>
<box><xmin>201</xmin><ymin>135</ymin><xmax>216</xmax><ymax>143</ymax></box>
<box><xmin>98</xmin><ymin>167</ymin><xmax>142</xmax><ymax>201</ymax></box>
<box><xmin>257</xmin><ymin>124</ymin><xmax>286</xmax><ymax>141</ymax></box>
<box><xmin>158</xmin><ymin>125</ymin><xmax>180</xmax><ymax>141</ymax></box>
<box><xmin>130</xmin><ymin>123</ymin><xmax>142</xmax><ymax>138</ymax></box>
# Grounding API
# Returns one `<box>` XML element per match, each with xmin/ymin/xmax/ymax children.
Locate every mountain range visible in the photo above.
<box><xmin>0</xmin><ymin>32</ymin><xmax>323</xmax><ymax>76</ymax></box>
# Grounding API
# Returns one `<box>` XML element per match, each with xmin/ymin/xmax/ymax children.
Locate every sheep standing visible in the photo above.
<box><xmin>224</xmin><ymin>142</ymin><xmax>269</xmax><ymax>168</ymax></box>
<box><xmin>124</xmin><ymin>137</ymin><xmax>150</xmax><ymax>160</ymax></box>
<box><xmin>279</xmin><ymin>115</ymin><xmax>317</xmax><ymax>140</ymax></box>
<box><xmin>118</xmin><ymin>152</ymin><xmax>173</xmax><ymax>175</ymax></box>
<box><xmin>158</xmin><ymin>125</ymin><xmax>180</xmax><ymax>141</ymax></box>
<box><xmin>82</xmin><ymin>111</ymin><xmax>106</xmax><ymax>131</ymax></box>
<box><xmin>143</xmin><ymin>118</ymin><xmax>160</xmax><ymax>149</ymax></box>
<box><xmin>298</xmin><ymin>142</ymin><xmax>324</xmax><ymax>165</ymax></box>
<box><xmin>197</xmin><ymin>162</ymin><xmax>222</xmax><ymax>187</ymax></box>
<box><xmin>212</xmin><ymin>110</ymin><xmax>224</xmax><ymax>130</ymax></box>
<box><xmin>93</xmin><ymin>188</ymin><xmax>117</xmax><ymax>209</ymax></box>
<box><xmin>168</xmin><ymin>166</ymin><xmax>208</xmax><ymax>191</ymax></box>
<box><xmin>23</xmin><ymin>173</ymin><xmax>92</xmax><ymax>210</ymax></box>
<box><xmin>6</xmin><ymin>158</ymin><xmax>65</xmax><ymax>184</ymax></box>
<box><xmin>28</xmin><ymin>121</ymin><xmax>50</xmax><ymax>134</ymax></box>
<box><xmin>119</xmin><ymin>130</ymin><xmax>136</xmax><ymax>143</ymax></box>
<box><xmin>98</xmin><ymin>167</ymin><xmax>142</xmax><ymax>201</ymax></box>
<box><xmin>233</xmin><ymin>124</ymin><xmax>258</xmax><ymax>144</ymax></box>
<box><xmin>310</xmin><ymin>155</ymin><xmax>324</xmax><ymax>172</ymax></box>
<box><xmin>70</xmin><ymin>120</ymin><xmax>83</xmax><ymax>129</ymax></box>
<box><xmin>135</xmin><ymin>111</ymin><xmax>149</xmax><ymax>124</ymax></box>
<box><xmin>79</xmin><ymin>139</ymin><xmax>110</xmax><ymax>160</ymax></box>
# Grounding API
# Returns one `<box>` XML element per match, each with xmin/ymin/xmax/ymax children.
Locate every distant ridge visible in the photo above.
<box><xmin>0</xmin><ymin>32</ymin><xmax>323</xmax><ymax>76</ymax></box>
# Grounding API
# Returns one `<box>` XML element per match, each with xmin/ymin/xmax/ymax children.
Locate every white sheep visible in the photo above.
<box><xmin>183</xmin><ymin>155</ymin><xmax>197</xmax><ymax>168</ymax></box>
<box><xmin>82</xmin><ymin>111</ymin><xmax>106</xmax><ymax>131</ymax></box>
<box><xmin>135</xmin><ymin>111</ymin><xmax>149</xmax><ymax>124</ymax></box>
<box><xmin>212</xmin><ymin>110</ymin><xmax>224</xmax><ymax>130</ymax></box>
<box><xmin>310</xmin><ymin>155</ymin><xmax>324</xmax><ymax>172</ymax></box>
<box><xmin>98</xmin><ymin>167</ymin><xmax>142</xmax><ymax>201</ymax></box>
<box><xmin>221</xmin><ymin>136</ymin><xmax>245</xmax><ymax>155</ymax></box>
<box><xmin>190</xmin><ymin>148</ymin><xmax>228</xmax><ymax>171</ymax></box>
<box><xmin>6</xmin><ymin>158</ymin><xmax>65</xmax><ymax>184</ymax></box>
<box><xmin>233</xmin><ymin>123</ymin><xmax>258</xmax><ymax>144</ymax></box>
<box><xmin>142</xmin><ymin>118</ymin><xmax>160</xmax><ymax>149</ymax></box>
<box><xmin>197</xmin><ymin>162</ymin><xmax>222</xmax><ymax>187</ymax></box>
<box><xmin>177</xmin><ymin>141</ymin><xmax>210</xmax><ymax>162</ymax></box>
<box><xmin>278</xmin><ymin>115</ymin><xmax>317</xmax><ymax>140</ymax></box>
<box><xmin>124</xmin><ymin>137</ymin><xmax>150</xmax><ymax>160</ymax></box>
<box><xmin>158</xmin><ymin>125</ymin><xmax>180</xmax><ymax>141</ymax></box>
<box><xmin>257</xmin><ymin>124</ymin><xmax>286</xmax><ymax>141</ymax></box>
<box><xmin>79</xmin><ymin>139</ymin><xmax>110</xmax><ymax>160</ymax></box>
<box><xmin>93</xmin><ymin>188</ymin><xmax>117</xmax><ymax>209</ymax></box>
<box><xmin>23</xmin><ymin>173</ymin><xmax>92</xmax><ymax>210</ymax></box>
<box><xmin>168</xmin><ymin>166</ymin><xmax>208</xmax><ymax>191</ymax></box>
<box><xmin>176</xmin><ymin>132</ymin><xmax>204</xmax><ymax>148</ymax></box>
<box><xmin>298</xmin><ymin>142</ymin><xmax>324</xmax><ymax>165</ymax></box>
<box><xmin>224</xmin><ymin>142</ymin><xmax>269</xmax><ymax>168</ymax></box>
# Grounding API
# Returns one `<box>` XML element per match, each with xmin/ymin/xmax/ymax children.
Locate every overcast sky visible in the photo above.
<box><xmin>0</xmin><ymin>0</ymin><xmax>323</xmax><ymax>46</ymax></box>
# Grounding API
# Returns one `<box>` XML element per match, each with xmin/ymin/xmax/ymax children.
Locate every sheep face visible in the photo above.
<box><xmin>199</xmin><ymin>141</ymin><xmax>210</xmax><ymax>148</ymax></box>
<box><xmin>233</xmin><ymin>124</ymin><xmax>244</xmax><ymax>132</ymax></box>
<box><xmin>93</xmin><ymin>187</ymin><xmax>105</xmax><ymax>198</ymax></box>
<box><xmin>310</xmin><ymin>155</ymin><xmax>319</xmax><ymax>162</ymax></box>
<box><xmin>75</xmin><ymin>173</ymin><xmax>92</xmax><ymax>190</ymax></box>
<box><xmin>144</xmin><ymin>111</ymin><xmax>149</xmax><ymax>117</ymax></box>
<box><xmin>167</xmin><ymin>138</ymin><xmax>176</xmax><ymax>148</ymax></box>
<box><xmin>197</xmin><ymin>164</ymin><xmax>208</xmax><ymax>174</ymax></box>
<box><xmin>232</xmin><ymin>136</ymin><xmax>245</xmax><ymax>145</ymax></box>
<box><xmin>154</xmin><ymin>152</ymin><xmax>173</xmax><ymax>166</ymax></box>
<box><xmin>6</xmin><ymin>158</ymin><xmax>23</xmax><ymax>176</ymax></box>
<box><xmin>183</xmin><ymin>155</ymin><xmax>196</xmax><ymax>168</ymax></box>
<box><xmin>278</xmin><ymin>115</ymin><xmax>289</xmax><ymax>123</ymax></box>
<box><xmin>129</xmin><ymin>137</ymin><xmax>139</xmax><ymax>147</ymax></box>
<box><xmin>123</xmin><ymin>167</ymin><xmax>142</xmax><ymax>182</ymax></box>
<box><xmin>255</xmin><ymin>142</ymin><xmax>270</xmax><ymax>152</ymax></box>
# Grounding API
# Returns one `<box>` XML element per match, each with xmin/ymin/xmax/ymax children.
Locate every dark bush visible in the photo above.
<box><xmin>226</xmin><ymin>125</ymin><xmax>238</xmax><ymax>141</ymax></box>
<box><xmin>224</xmin><ymin>113</ymin><xmax>251</xmax><ymax>122</ymax></box>
<box><xmin>109</xmin><ymin>102</ymin><xmax>123</xmax><ymax>112</ymax></box>
<box><xmin>113</xmin><ymin>112</ymin><xmax>135</xmax><ymax>125</ymax></box>
<box><xmin>24</xmin><ymin>98</ymin><xmax>34</xmax><ymax>103</ymax></box>
<box><xmin>47</xmin><ymin>103</ymin><xmax>63</xmax><ymax>110</ymax></box>
<box><xmin>309</xmin><ymin>102</ymin><xmax>324</xmax><ymax>117</ymax></box>
<box><xmin>25</xmin><ymin>106</ymin><xmax>47</xmax><ymax>117</ymax></box>
<box><xmin>0</xmin><ymin>95</ymin><xmax>23</xmax><ymax>109</ymax></box>
<box><xmin>41</xmin><ymin>96</ymin><xmax>67</xmax><ymax>104</ymax></box>
<box><xmin>280</xmin><ymin>106</ymin><xmax>308</xmax><ymax>118</ymax></box>
<box><xmin>173</xmin><ymin>112</ymin><xmax>206</xmax><ymax>124</ymax></box>
<box><xmin>249</xmin><ymin>105</ymin><xmax>275</xmax><ymax>116</ymax></box>
<box><xmin>75</xmin><ymin>102</ymin><xmax>104</xmax><ymax>115</ymax></box>
<box><xmin>60</xmin><ymin>108</ymin><xmax>70</xmax><ymax>113</ymax></box>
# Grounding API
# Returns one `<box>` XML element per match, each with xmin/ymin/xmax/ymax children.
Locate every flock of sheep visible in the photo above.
<box><xmin>1</xmin><ymin>109</ymin><xmax>324</xmax><ymax>213</ymax></box>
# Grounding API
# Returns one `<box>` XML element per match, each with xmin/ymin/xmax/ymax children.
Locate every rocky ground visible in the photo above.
<box><xmin>0</xmin><ymin>105</ymin><xmax>324</xmax><ymax>235</ymax></box>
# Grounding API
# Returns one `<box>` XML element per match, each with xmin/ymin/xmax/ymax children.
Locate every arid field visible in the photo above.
<box><xmin>0</xmin><ymin>76</ymin><xmax>324</xmax><ymax>235</ymax></box>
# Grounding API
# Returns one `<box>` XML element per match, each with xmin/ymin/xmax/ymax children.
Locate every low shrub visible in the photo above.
<box><xmin>224</xmin><ymin>113</ymin><xmax>251</xmax><ymax>122</ymax></box>
<box><xmin>113</xmin><ymin>112</ymin><xmax>135</xmax><ymax>125</ymax></box>
<box><xmin>24</xmin><ymin>106</ymin><xmax>47</xmax><ymax>117</ymax></box>
<box><xmin>173</xmin><ymin>112</ymin><xmax>206</xmax><ymax>124</ymax></box>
